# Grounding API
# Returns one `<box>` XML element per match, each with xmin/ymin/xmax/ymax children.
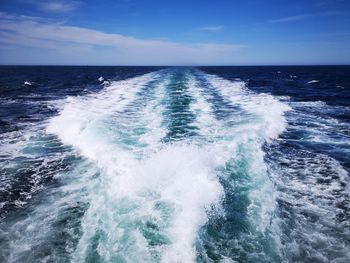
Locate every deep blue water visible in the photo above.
<box><xmin>0</xmin><ymin>66</ymin><xmax>349</xmax><ymax>262</ymax></box>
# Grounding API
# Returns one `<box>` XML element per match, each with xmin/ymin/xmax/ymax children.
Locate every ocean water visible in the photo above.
<box><xmin>0</xmin><ymin>66</ymin><xmax>349</xmax><ymax>262</ymax></box>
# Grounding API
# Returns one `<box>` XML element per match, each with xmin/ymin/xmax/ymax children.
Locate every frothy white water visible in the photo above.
<box><xmin>286</xmin><ymin>100</ymin><xmax>350</xmax><ymax>150</ymax></box>
<box><xmin>73</xmin><ymin>144</ymin><xmax>223</xmax><ymax>262</ymax></box>
<box><xmin>203</xmin><ymin>74</ymin><xmax>291</xmax><ymax>141</ymax></box>
<box><xmin>189</xmin><ymin>72</ymin><xmax>291</xmax><ymax>261</ymax></box>
<box><xmin>267</xmin><ymin>146</ymin><xmax>350</xmax><ymax>262</ymax></box>
<box><xmin>171</xmin><ymin>71</ymin><xmax>291</xmax><ymax>261</ymax></box>
<box><xmin>46</xmin><ymin>71</ymin><xmax>224</xmax><ymax>262</ymax></box>
<box><xmin>3</xmin><ymin>157</ymin><xmax>96</xmax><ymax>263</ymax></box>
<box><xmin>45</xmin><ymin>70</ymin><xmax>291</xmax><ymax>262</ymax></box>
<box><xmin>47</xmin><ymin>72</ymin><xmax>158</xmax><ymax>173</ymax></box>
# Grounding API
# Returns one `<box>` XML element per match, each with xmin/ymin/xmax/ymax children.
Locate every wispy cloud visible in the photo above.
<box><xmin>0</xmin><ymin>11</ymin><xmax>42</xmax><ymax>21</ymax></box>
<box><xmin>21</xmin><ymin>0</ymin><xmax>81</xmax><ymax>13</ymax></box>
<box><xmin>268</xmin><ymin>11</ymin><xmax>348</xmax><ymax>24</ymax></box>
<box><xmin>269</xmin><ymin>14</ymin><xmax>312</xmax><ymax>23</ymax></box>
<box><xmin>200</xmin><ymin>25</ymin><xmax>224</xmax><ymax>32</ymax></box>
<box><xmin>40</xmin><ymin>1</ymin><xmax>81</xmax><ymax>13</ymax></box>
<box><xmin>0</xmin><ymin>13</ymin><xmax>244</xmax><ymax>65</ymax></box>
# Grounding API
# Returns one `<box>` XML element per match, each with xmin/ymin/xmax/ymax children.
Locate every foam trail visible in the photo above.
<box><xmin>47</xmin><ymin>72</ymin><xmax>159</xmax><ymax>170</ymax></box>
<box><xmin>45</xmin><ymin>69</ymin><xmax>291</xmax><ymax>262</ymax></box>
<box><xmin>198</xmin><ymin>72</ymin><xmax>349</xmax><ymax>262</ymax></box>
<box><xmin>47</xmin><ymin>70</ymin><xmax>224</xmax><ymax>262</ymax></box>
<box><xmin>206</xmin><ymin>74</ymin><xmax>290</xmax><ymax>140</ymax></box>
<box><xmin>189</xmin><ymin>71</ymin><xmax>291</xmax><ymax>262</ymax></box>
<box><xmin>47</xmin><ymin>72</ymin><xmax>170</xmax><ymax>261</ymax></box>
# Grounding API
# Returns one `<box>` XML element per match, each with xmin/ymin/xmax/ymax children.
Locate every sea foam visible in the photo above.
<box><xmin>46</xmin><ymin>69</ymin><xmax>290</xmax><ymax>262</ymax></box>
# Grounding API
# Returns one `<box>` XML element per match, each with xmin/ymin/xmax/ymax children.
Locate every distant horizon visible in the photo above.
<box><xmin>0</xmin><ymin>64</ymin><xmax>349</xmax><ymax>67</ymax></box>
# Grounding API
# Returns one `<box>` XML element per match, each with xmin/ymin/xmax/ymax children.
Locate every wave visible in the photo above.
<box><xmin>307</xmin><ymin>80</ymin><xmax>319</xmax><ymax>84</ymax></box>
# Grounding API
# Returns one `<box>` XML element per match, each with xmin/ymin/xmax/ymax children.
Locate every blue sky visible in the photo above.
<box><xmin>0</xmin><ymin>0</ymin><xmax>349</xmax><ymax>65</ymax></box>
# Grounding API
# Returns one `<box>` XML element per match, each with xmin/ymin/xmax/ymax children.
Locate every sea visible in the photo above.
<box><xmin>0</xmin><ymin>66</ymin><xmax>349</xmax><ymax>262</ymax></box>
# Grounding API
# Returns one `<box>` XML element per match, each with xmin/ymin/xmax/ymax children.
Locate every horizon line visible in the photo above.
<box><xmin>0</xmin><ymin>64</ymin><xmax>350</xmax><ymax>67</ymax></box>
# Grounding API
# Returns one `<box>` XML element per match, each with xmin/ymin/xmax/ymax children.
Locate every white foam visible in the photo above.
<box><xmin>286</xmin><ymin>100</ymin><xmax>350</xmax><ymax>148</ymax></box>
<box><xmin>47</xmin><ymin>73</ymin><xmax>157</xmax><ymax>173</ymax></box>
<box><xmin>186</xmin><ymin>73</ymin><xmax>219</xmax><ymax>140</ymax></box>
<box><xmin>98</xmin><ymin>76</ymin><xmax>104</xmax><ymax>82</ymax></box>
<box><xmin>45</xmin><ymin>69</ymin><xmax>291</xmax><ymax>262</ymax></box>
<box><xmin>203</xmin><ymin>74</ymin><xmax>291</xmax><ymax>141</ymax></box>
<box><xmin>189</xmin><ymin>72</ymin><xmax>285</xmax><ymax>246</ymax></box>
<box><xmin>5</xmin><ymin>160</ymin><xmax>96</xmax><ymax>263</ymax></box>
<box><xmin>191</xmin><ymin>71</ymin><xmax>290</xmax><ymax>258</ymax></box>
<box><xmin>46</xmin><ymin>70</ymin><xmax>223</xmax><ymax>262</ymax></box>
<box><xmin>104</xmin><ymin>144</ymin><xmax>222</xmax><ymax>262</ymax></box>
<box><xmin>269</xmin><ymin>149</ymin><xmax>350</xmax><ymax>261</ymax></box>
<box><xmin>50</xmin><ymin>78</ymin><xmax>218</xmax><ymax>262</ymax></box>
<box><xmin>292</xmin><ymin>100</ymin><xmax>327</xmax><ymax>107</ymax></box>
<box><xmin>307</xmin><ymin>80</ymin><xmax>319</xmax><ymax>84</ymax></box>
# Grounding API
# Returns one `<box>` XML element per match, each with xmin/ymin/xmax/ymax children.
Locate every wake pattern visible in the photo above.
<box><xmin>1</xmin><ymin>68</ymin><xmax>296</xmax><ymax>262</ymax></box>
<box><xmin>44</xmin><ymin>68</ymin><xmax>291</xmax><ymax>262</ymax></box>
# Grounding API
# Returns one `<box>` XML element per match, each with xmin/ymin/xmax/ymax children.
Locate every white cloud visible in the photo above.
<box><xmin>0</xmin><ymin>13</ymin><xmax>244</xmax><ymax>65</ymax></box>
<box><xmin>268</xmin><ymin>14</ymin><xmax>311</xmax><ymax>23</ymax></box>
<box><xmin>268</xmin><ymin>11</ymin><xmax>349</xmax><ymax>24</ymax></box>
<box><xmin>39</xmin><ymin>1</ymin><xmax>81</xmax><ymax>13</ymax></box>
<box><xmin>200</xmin><ymin>25</ymin><xmax>224</xmax><ymax>31</ymax></box>
<box><xmin>20</xmin><ymin>0</ymin><xmax>81</xmax><ymax>13</ymax></box>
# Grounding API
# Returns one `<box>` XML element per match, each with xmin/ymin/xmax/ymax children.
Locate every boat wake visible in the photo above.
<box><xmin>1</xmin><ymin>67</ymin><xmax>348</xmax><ymax>262</ymax></box>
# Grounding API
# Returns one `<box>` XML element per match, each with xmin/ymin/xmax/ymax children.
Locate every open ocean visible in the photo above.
<box><xmin>0</xmin><ymin>66</ymin><xmax>349</xmax><ymax>262</ymax></box>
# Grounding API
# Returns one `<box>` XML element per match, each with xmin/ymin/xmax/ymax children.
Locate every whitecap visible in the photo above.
<box><xmin>307</xmin><ymin>80</ymin><xmax>319</xmax><ymax>84</ymax></box>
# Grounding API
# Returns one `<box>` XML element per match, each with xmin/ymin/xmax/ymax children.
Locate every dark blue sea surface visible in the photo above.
<box><xmin>0</xmin><ymin>66</ymin><xmax>349</xmax><ymax>262</ymax></box>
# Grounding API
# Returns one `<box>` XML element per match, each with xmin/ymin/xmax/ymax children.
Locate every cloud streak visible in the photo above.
<box><xmin>0</xmin><ymin>13</ymin><xmax>244</xmax><ymax>65</ymax></box>
<box><xmin>269</xmin><ymin>14</ymin><xmax>312</xmax><ymax>23</ymax></box>
<box><xmin>268</xmin><ymin>11</ymin><xmax>348</xmax><ymax>24</ymax></box>
<box><xmin>39</xmin><ymin>1</ymin><xmax>81</xmax><ymax>13</ymax></box>
<box><xmin>20</xmin><ymin>0</ymin><xmax>81</xmax><ymax>13</ymax></box>
<box><xmin>200</xmin><ymin>25</ymin><xmax>224</xmax><ymax>32</ymax></box>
